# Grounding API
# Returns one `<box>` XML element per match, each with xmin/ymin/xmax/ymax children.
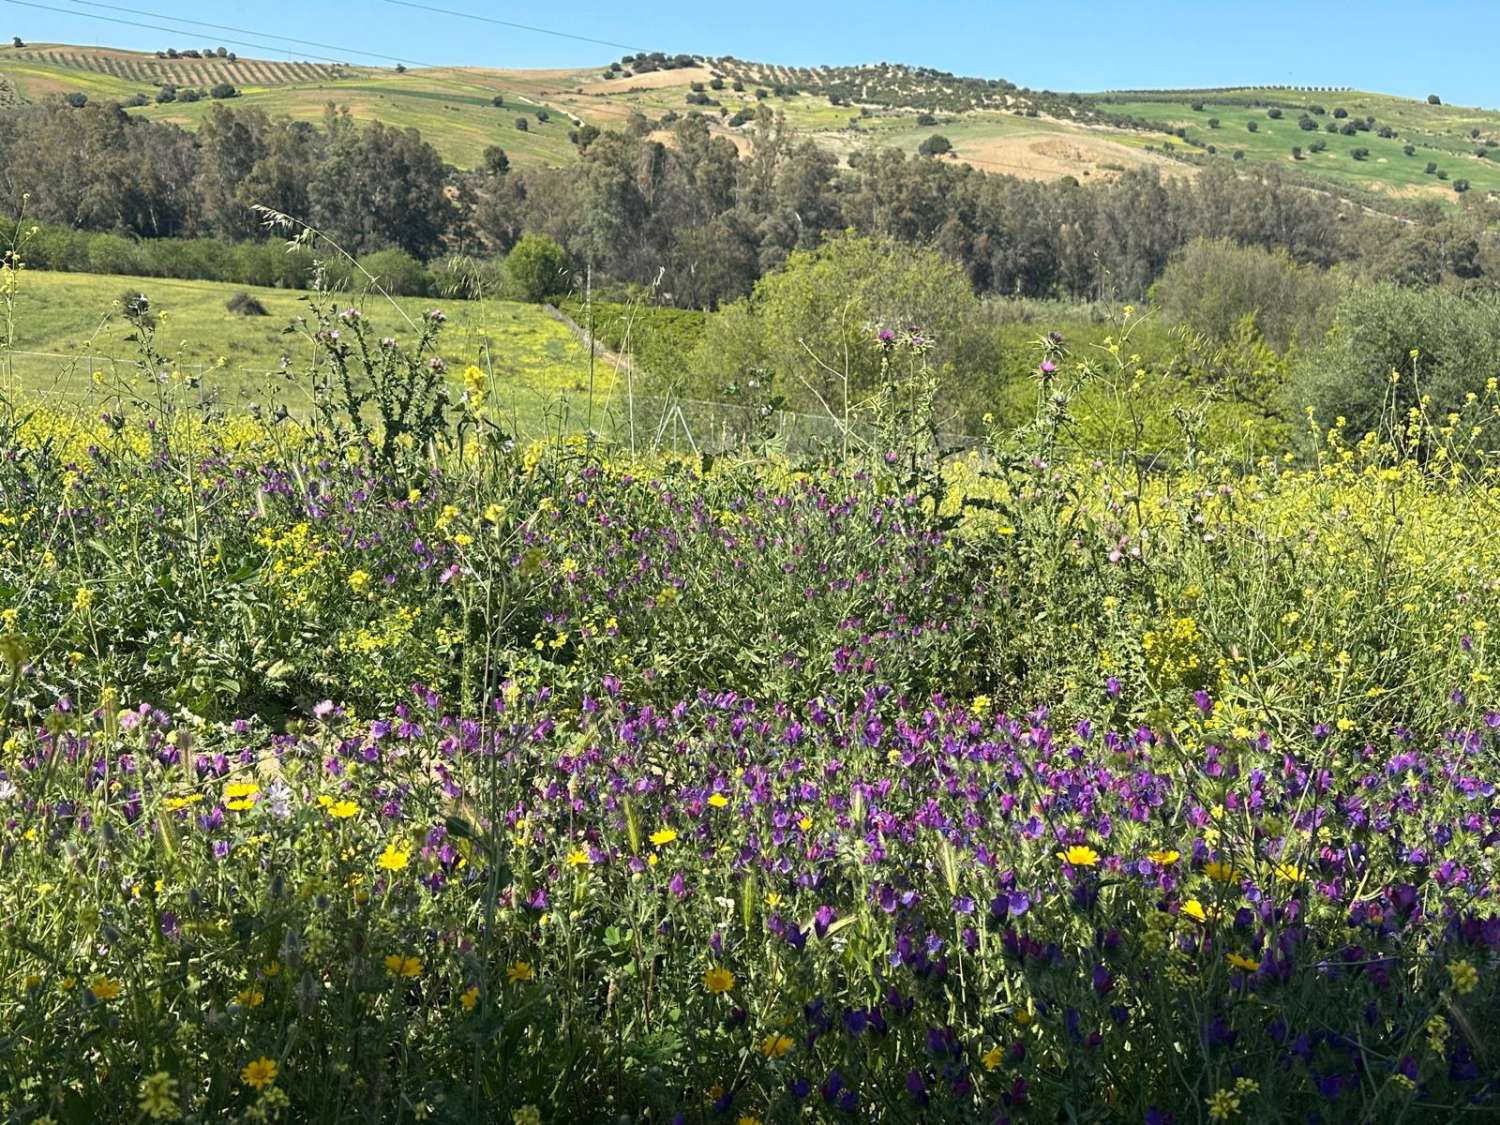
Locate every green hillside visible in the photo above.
<box><xmin>1095</xmin><ymin>89</ymin><xmax>1500</xmax><ymax>200</ymax></box>
<box><xmin>5</xmin><ymin>42</ymin><xmax>1500</xmax><ymax>206</ymax></box>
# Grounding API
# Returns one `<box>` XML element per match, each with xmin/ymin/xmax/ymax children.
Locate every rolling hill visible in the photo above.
<box><xmin>4</xmin><ymin>41</ymin><xmax>1500</xmax><ymax>206</ymax></box>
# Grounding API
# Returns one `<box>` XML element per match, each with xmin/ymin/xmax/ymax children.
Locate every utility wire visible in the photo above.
<box><xmin>380</xmin><ymin>0</ymin><xmax>652</xmax><ymax>55</ymax></box>
<box><xmin>3</xmin><ymin>0</ymin><xmax>361</xmax><ymax>65</ymax></box>
<box><xmin>62</xmin><ymin>0</ymin><xmax>435</xmax><ymax>68</ymax></box>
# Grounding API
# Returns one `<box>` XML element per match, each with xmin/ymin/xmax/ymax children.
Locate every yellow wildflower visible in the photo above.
<box><xmin>1056</xmin><ymin>845</ymin><xmax>1100</xmax><ymax>867</ymax></box>
<box><xmin>240</xmin><ymin>1057</ymin><xmax>278</xmax><ymax>1090</ymax></box>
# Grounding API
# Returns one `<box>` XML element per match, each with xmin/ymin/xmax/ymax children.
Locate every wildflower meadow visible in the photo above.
<box><xmin>2</xmin><ymin>265</ymin><xmax>1499</xmax><ymax>1125</ymax></box>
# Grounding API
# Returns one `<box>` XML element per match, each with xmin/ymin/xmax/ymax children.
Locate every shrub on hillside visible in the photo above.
<box><xmin>917</xmin><ymin>134</ymin><xmax>952</xmax><ymax>156</ymax></box>
<box><xmin>225</xmin><ymin>291</ymin><xmax>269</xmax><ymax>316</ymax></box>
<box><xmin>504</xmin><ymin>234</ymin><xmax>573</xmax><ymax>302</ymax></box>
<box><xmin>1288</xmin><ymin>283</ymin><xmax>1500</xmax><ymax>448</ymax></box>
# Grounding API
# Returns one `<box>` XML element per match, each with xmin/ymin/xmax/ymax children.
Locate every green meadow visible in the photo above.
<box><xmin>0</xmin><ymin>270</ymin><xmax>621</xmax><ymax>433</ymax></box>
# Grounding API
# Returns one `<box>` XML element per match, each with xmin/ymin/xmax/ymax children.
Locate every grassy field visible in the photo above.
<box><xmin>0</xmin><ymin>269</ymin><xmax>625</xmax><ymax>431</ymax></box>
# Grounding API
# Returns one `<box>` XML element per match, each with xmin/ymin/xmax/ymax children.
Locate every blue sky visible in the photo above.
<box><xmin>9</xmin><ymin>0</ymin><xmax>1500</xmax><ymax>107</ymax></box>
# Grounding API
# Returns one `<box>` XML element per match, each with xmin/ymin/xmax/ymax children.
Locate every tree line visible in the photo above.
<box><xmin>2</xmin><ymin>98</ymin><xmax>1498</xmax><ymax>306</ymax></box>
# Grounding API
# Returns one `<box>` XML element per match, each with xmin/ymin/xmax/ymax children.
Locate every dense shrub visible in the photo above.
<box><xmin>1289</xmin><ymin>283</ymin><xmax>1500</xmax><ymax>446</ymax></box>
<box><xmin>1151</xmin><ymin>237</ymin><xmax>1337</xmax><ymax>350</ymax></box>
<box><xmin>352</xmin><ymin>247</ymin><xmax>432</xmax><ymax>296</ymax></box>
<box><xmin>504</xmin><ymin>233</ymin><xmax>573</xmax><ymax>302</ymax></box>
<box><xmin>691</xmin><ymin>232</ymin><xmax>1002</xmax><ymax>426</ymax></box>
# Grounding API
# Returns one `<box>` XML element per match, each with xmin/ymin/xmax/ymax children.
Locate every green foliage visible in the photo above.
<box><xmin>558</xmin><ymin>296</ymin><xmax>706</xmax><ymax>393</ymax></box>
<box><xmin>692</xmin><ymin>232</ymin><xmax>1001</xmax><ymax>428</ymax></box>
<box><xmin>504</xmin><ymin>234</ymin><xmax>573</xmax><ymax>303</ymax></box>
<box><xmin>351</xmin><ymin>248</ymin><xmax>432</xmax><ymax>297</ymax></box>
<box><xmin>1151</xmin><ymin>237</ymin><xmax>1337</xmax><ymax>350</ymax></box>
<box><xmin>1289</xmin><ymin>283</ymin><xmax>1500</xmax><ymax>446</ymax></box>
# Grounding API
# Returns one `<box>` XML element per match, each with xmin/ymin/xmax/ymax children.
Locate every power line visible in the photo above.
<box><xmin>380</xmin><ymin>0</ymin><xmax>652</xmax><ymax>55</ymax></box>
<box><xmin>63</xmin><ymin>0</ymin><xmax>434</xmax><ymax>68</ymax></box>
<box><xmin>3</xmin><ymin>0</ymin><xmax>429</xmax><ymax>68</ymax></box>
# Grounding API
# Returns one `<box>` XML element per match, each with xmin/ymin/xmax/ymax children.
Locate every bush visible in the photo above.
<box><xmin>1289</xmin><ymin>284</ymin><xmax>1500</xmax><ymax>445</ymax></box>
<box><xmin>1267</xmin><ymin>107</ymin><xmax>1282</xmax><ymax>119</ymax></box>
<box><xmin>482</xmin><ymin>145</ymin><xmax>509</xmax><ymax>176</ymax></box>
<box><xmin>504</xmin><ymin>233</ymin><xmax>572</xmax><ymax>302</ymax></box>
<box><xmin>1403</xmin><ymin>143</ymin><xmax>1416</xmax><ymax>156</ymax></box>
<box><xmin>356</xmin><ymin>248</ymin><xmax>431</xmax><ymax>296</ymax></box>
<box><xmin>515</xmin><ymin>117</ymin><xmax>528</xmax><ymax>131</ymax></box>
<box><xmin>155</xmin><ymin>84</ymin><xmax>176</xmax><ymax>103</ymax></box>
<box><xmin>1333</xmin><ymin>107</ymin><xmax>1348</xmax><ymax>118</ymax></box>
<box><xmin>1428</xmin><ymin>93</ymin><xmax>1442</xmax><ymax>105</ymax></box>
<box><xmin>1351</xmin><ymin>146</ymin><xmax>1369</xmax><ymax>160</ymax></box>
<box><xmin>917</xmin><ymin>134</ymin><xmax>953</xmax><ymax>157</ymax></box>
<box><xmin>63</xmin><ymin>92</ymin><xmax>87</xmax><ymax>108</ymax></box>
<box><xmin>1291</xmin><ymin>145</ymin><xmax>1302</xmax><ymax>159</ymax></box>
<box><xmin>208</xmin><ymin>83</ymin><xmax>238</xmax><ymax>99</ymax></box>
<box><xmin>1425</xmin><ymin>161</ymin><xmax>1439</xmax><ymax>174</ymax></box>
<box><xmin>1453</xmin><ymin>178</ymin><xmax>1471</xmax><ymax>193</ymax></box>
<box><xmin>1246</xmin><ymin>120</ymin><xmax>1259</xmax><ymax>132</ymax></box>
<box><xmin>691</xmin><ymin>231</ymin><xmax>1002</xmax><ymax>427</ymax></box>
<box><xmin>88</xmin><ymin>234</ymin><xmax>144</xmax><ymax>275</ymax></box>
<box><xmin>225</xmin><ymin>291</ymin><xmax>269</xmax><ymax>316</ymax></box>
<box><xmin>1151</xmin><ymin>237</ymin><xmax>1337</xmax><ymax>351</ymax></box>
<box><xmin>915</xmin><ymin>112</ymin><xmax>937</xmax><ymax>126</ymax></box>
<box><xmin>139</xmin><ymin>237</ymin><xmax>234</xmax><ymax>282</ymax></box>
<box><xmin>491</xmin><ymin>94</ymin><xmax>504</xmax><ymax>107</ymax></box>
<box><xmin>1207</xmin><ymin>117</ymin><xmax>1220</xmax><ymax>128</ymax></box>
<box><xmin>1308</xmin><ymin>139</ymin><xmax>1327</xmax><ymax>153</ymax></box>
